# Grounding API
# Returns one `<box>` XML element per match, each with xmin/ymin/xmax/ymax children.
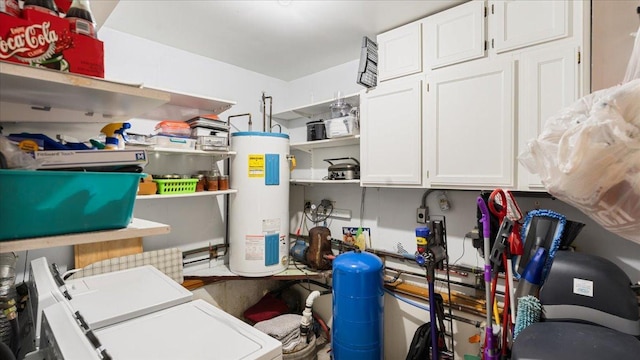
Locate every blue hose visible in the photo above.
<box><xmin>383</xmin><ymin>288</ymin><xmax>431</xmax><ymax>312</ymax></box>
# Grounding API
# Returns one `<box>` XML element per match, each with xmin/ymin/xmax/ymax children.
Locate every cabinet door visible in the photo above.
<box><xmin>518</xmin><ymin>45</ymin><xmax>578</xmax><ymax>190</ymax></box>
<box><xmin>426</xmin><ymin>58</ymin><xmax>514</xmax><ymax>188</ymax></box>
<box><xmin>360</xmin><ymin>77</ymin><xmax>422</xmax><ymax>186</ymax></box>
<box><xmin>424</xmin><ymin>0</ymin><xmax>486</xmax><ymax>69</ymax></box>
<box><xmin>377</xmin><ymin>21</ymin><xmax>422</xmax><ymax>82</ymax></box>
<box><xmin>492</xmin><ymin>0</ymin><xmax>569</xmax><ymax>53</ymax></box>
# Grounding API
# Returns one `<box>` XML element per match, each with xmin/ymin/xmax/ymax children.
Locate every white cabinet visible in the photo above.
<box><xmin>517</xmin><ymin>45</ymin><xmax>579</xmax><ymax>190</ymax></box>
<box><xmin>377</xmin><ymin>21</ymin><xmax>422</xmax><ymax>82</ymax></box>
<box><xmin>423</xmin><ymin>0</ymin><xmax>575</xmax><ymax>70</ymax></box>
<box><xmin>425</xmin><ymin>57</ymin><xmax>515</xmax><ymax>188</ymax></box>
<box><xmin>492</xmin><ymin>0</ymin><xmax>570</xmax><ymax>54</ymax></box>
<box><xmin>423</xmin><ymin>0</ymin><xmax>487</xmax><ymax>69</ymax></box>
<box><xmin>360</xmin><ymin>76</ymin><xmax>423</xmax><ymax>186</ymax></box>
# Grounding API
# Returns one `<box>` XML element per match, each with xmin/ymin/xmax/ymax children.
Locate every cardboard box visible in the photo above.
<box><xmin>0</xmin><ymin>9</ymin><xmax>104</xmax><ymax>77</ymax></box>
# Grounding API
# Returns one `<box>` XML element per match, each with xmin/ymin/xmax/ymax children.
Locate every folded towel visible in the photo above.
<box><xmin>280</xmin><ymin>328</ymin><xmax>300</xmax><ymax>346</ymax></box>
<box><xmin>254</xmin><ymin>314</ymin><xmax>302</xmax><ymax>340</ymax></box>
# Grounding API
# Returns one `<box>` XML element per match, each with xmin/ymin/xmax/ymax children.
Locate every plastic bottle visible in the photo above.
<box><xmin>65</xmin><ymin>0</ymin><xmax>96</xmax><ymax>38</ymax></box>
<box><xmin>100</xmin><ymin>122</ymin><xmax>130</xmax><ymax>150</ymax></box>
<box><xmin>0</xmin><ymin>0</ymin><xmax>21</xmax><ymax>17</ymax></box>
<box><xmin>23</xmin><ymin>0</ymin><xmax>58</xmax><ymax>16</ymax></box>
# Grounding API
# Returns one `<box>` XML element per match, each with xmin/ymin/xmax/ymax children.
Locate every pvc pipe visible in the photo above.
<box><xmin>300</xmin><ymin>290</ymin><xmax>321</xmax><ymax>343</ymax></box>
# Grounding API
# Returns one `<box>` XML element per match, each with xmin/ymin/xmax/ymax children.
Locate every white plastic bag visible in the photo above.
<box><xmin>623</xmin><ymin>25</ymin><xmax>640</xmax><ymax>83</ymax></box>
<box><xmin>519</xmin><ymin>79</ymin><xmax>640</xmax><ymax>244</ymax></box>
<box><xmin>520</xmin><ymin>24</ymin><xmax>640</xmax><ymax>244</ymax></box>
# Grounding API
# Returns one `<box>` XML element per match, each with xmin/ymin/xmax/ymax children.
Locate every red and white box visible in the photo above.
<box><xmin>0</xmin><ymin>7</ymin><xmax>104</xmax><ymax>78</ymax></box>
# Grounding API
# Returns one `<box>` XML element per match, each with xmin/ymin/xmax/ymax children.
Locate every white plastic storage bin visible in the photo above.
<box><xmin>149</xmin><ymin>135</ymin><xmax>196</xmax><ymax>150</ymax></box>
<box><xmin>324</xmin><ymin>115</ymin><xmax>358</xmax><ymax>138</ymax></box>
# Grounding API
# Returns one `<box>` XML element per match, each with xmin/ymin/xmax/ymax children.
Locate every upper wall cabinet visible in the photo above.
<box><xmin>423</xmin><ymin>0</ymin><xmax>574</xmax><ymax>71</ymax></box>
<box><xmin>377</xmin><ymin>21</ymin><xmax>422</xmax><ymax>82</ymax></box>
<box><xmin>423</xmin><ymin>0</ymin><xmax>486</xmax><ymax>69</ymax></box>
<box><xmin>517</xmin><ymin>44</ymin><xmax>579</xmax><ymax>190</ymax></box>
<box><xmin>492</xmin><ymin>0</ymin><xmax>569</xmax><ymax>54</ymax></box>
<box><xmin>360</xmin><ymin>76</ymin><xmax>423</xmax><ymax>187</ymax></box>
<box><xmin>425</xmin><ymin>57</ymin><xmax>515</xmax><ymax>189</ymax></box>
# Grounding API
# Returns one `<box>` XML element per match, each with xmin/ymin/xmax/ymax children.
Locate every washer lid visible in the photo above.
<box><xmin>95</xmin><ymin>299</ymin><xmax>282</xmax><ymax>360</ymax></box>
<box><xmin>67</xmin><ymin>265</ymin><xmax>193</xmax><ymax>329</ymax></box>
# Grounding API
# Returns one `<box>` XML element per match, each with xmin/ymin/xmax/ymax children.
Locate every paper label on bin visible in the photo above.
<box><xmin>573</xmin><ymin>278</ymin><xmax>593</xmax><ymax>297</ymax></box>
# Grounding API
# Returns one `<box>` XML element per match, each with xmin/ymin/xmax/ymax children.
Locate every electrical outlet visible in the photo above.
<box><xmin>416</xmin><ymin>207</ymin><xmax>428</xmax><ymax>224</ymax></box>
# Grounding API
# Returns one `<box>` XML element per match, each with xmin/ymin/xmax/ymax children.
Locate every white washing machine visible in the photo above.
<box><xmin>27</xmin><ymin>257</ymin><xmax>192</xmax><ymax>350</ymax></box>
<box><xmin>31</xmin><ymin>300</ymin><xmax>283</xmax><ymax>360</ymax></box>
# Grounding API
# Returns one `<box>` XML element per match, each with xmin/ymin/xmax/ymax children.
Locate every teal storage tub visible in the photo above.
<box><xmin>0</xmin><ymin>170</ymin><xmax>144</xmax><ymax>241</ymax></box>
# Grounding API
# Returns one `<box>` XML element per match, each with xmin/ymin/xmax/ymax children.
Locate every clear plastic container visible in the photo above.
<box><xmin>154</xmin><ymin>120</ymin><xmax>191</xmax><ymax>137</ymax></box>
<box><xmin>324</xmin><ymin>115</ymin><xmax>357</xmax><ymax>138</ymax></box>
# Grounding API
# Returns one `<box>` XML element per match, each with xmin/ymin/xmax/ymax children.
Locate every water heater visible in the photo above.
<box><xmin>229</xmin><ymin>131</ymin><xmax>290</xmax><ymax>277</ymax></box>
<box><xmin>332</xmin><ymin>250</ymin><xmax>384</xmax><ymax>359</ymax></box>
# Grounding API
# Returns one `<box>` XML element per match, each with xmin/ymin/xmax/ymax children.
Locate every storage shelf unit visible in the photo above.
<box><xmin>0</xmin><ymin>218</ymin><xmax>171</xmax><ymax>252</ymax></box>
<box><xmin>290</xmin><ymin>135</ymin><xmax>360</xmax><ymax>153</ymax></box>
<box><xmin>137</xmin><ymin>189</ymin><xmax>238</xmax><ymax>200</ymax></box>
<box><xmin>273</xmin><ymin>93</ymin><xmax>359</xmax><ymax>120</ymax></box>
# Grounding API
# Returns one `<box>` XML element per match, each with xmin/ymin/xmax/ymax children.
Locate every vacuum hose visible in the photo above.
<box><xmin>300</xmin><ymin>290</ymin><xmax>321</xmax><ymax>343</ymax></box>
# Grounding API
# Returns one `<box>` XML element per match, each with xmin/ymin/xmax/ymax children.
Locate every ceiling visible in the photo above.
<box><xmin>102</xmin><ymin>0</ymin><xmax>465</xmax><ymax>81</ymax></box>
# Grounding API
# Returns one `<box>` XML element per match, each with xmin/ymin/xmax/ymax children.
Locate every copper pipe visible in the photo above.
<box><xmin>227</xmin><ymin>113</ymin><xmax>252</xmax><ymax>146</ymax></box>
<box><xmin>261</xmin><ymin>92</ymin><xmax>272</xmax><ymax>132</ymax></box>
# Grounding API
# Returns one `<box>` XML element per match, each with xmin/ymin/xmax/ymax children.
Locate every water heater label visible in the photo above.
<box><xmin>245</xmin><ymin>235</ymin><xmax>264</xmax><ymax>260</ymax></box>
<box><xmin>262</xmin><ymin>218</ymin><xmax>280</xmax><ymax>232</ymax></box>
<box><xmin>248</xmin><ymin>154</ymin><xmax>265</xmax><ymax>178</ymax></box>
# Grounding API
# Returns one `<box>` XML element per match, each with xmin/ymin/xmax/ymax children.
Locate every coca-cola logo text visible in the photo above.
<box><xmin>0</xmin><ymin>22</ymin><xmax>58</xmax><ymax>60</ymax></box>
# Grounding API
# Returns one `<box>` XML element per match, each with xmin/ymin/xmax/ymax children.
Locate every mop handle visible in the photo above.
<box><xmin>477</xmin><ymin>197</ymin><xmax>498</xmax><ymax>360</ymax></box>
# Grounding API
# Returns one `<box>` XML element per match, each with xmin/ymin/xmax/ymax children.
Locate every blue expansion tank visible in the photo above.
<box><xmin>332</xmin><ymin>250</ymin><xmax>384</xmax><ymax>360</ymax></box>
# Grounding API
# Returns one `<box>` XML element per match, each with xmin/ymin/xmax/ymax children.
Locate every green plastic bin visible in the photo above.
<box><xmin>0</xmin><ymin>170</ymin><xmax>144</xmax><ymax>241</ymax></box>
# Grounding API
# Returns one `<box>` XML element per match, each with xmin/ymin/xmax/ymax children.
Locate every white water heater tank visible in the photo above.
<box><xmin>229</xmin><ymin>131</ymin><xmax>290</xmax><ymax>276</ymax></box>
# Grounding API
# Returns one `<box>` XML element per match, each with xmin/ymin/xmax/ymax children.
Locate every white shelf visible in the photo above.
<box><xmin>0</xmin><ymin>62</ymin><xmax>169</xmax><ymax>123</ymax></box>
<box><xmin>290</xmin><ymin>179</ymin><xmax>360</xmax><ymax>185</ymax></box>
<box><xmin>273</xmin><ymin>93</ymin><xmax>359</xmax><ymax>120</ymax></box>
<box><xmin>0</xmin><ymin>218</ymin><xmax>171</xmax><ymax>252</ymax></box>
<box><xmin>135</xmin><ymin>89</ymin><xmax>236</xmax><ymax>121</ymax></box>
<box><xmin>0</xmin><ymin>62</ymin><xmax>237</xmax><ymax>124</ymax></box>
<box><xmin>137</xmin><ymin>189</ymin><xmax>238</xmax><ymax>200</ymax></box>
<box><xmin>145</xmin><ymin>148</ymin><xmax>236</xmax><ymax>157</ymax></box>
<box><xmin>290</xmin><ymin>135</ymin><xmax>360</xmax><ymax>153</ymax></box>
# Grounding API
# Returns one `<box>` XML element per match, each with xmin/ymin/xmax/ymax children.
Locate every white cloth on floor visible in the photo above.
<box><xmin>254</xmin><ymin>313</ymin><xmax>302</xmax><ymax>340</ymax></box>
<box><xmin>255</xmin><ymin>313</ymin><xmax>309</xmax><ymax>352</ymax></box>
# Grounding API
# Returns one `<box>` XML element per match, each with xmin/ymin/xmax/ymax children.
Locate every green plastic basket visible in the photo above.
<box><xmin>0</xmin><ymin>169</ymin><xmax>144</xmax><ymax>241</ymax></box>
<box><xmin>153</xmin><ymin>179</ymin><xmax>198</xmax><ymax>195</ymax></box>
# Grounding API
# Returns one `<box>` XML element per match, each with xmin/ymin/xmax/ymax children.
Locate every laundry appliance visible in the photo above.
<box><xmin>29</xmin><ymin>299</ymin><xmax>283</xmax><ymax>360</ymax></box>
<box><xmin>25</xmin><ymin>257</ymin><xmax>192</xmax><ymax>352</ymax></box>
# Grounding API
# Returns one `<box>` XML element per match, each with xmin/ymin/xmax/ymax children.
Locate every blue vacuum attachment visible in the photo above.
<box><xmin>516</xmin><ymin>210</ymin><xmax>566</xmax><ymax>282</ymax></box>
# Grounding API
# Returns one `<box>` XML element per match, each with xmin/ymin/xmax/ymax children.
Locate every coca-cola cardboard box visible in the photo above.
<box><xmin>0</xmin><ymin>8</ymin><xmax>104</xmax><ymax>78</ymax></box>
